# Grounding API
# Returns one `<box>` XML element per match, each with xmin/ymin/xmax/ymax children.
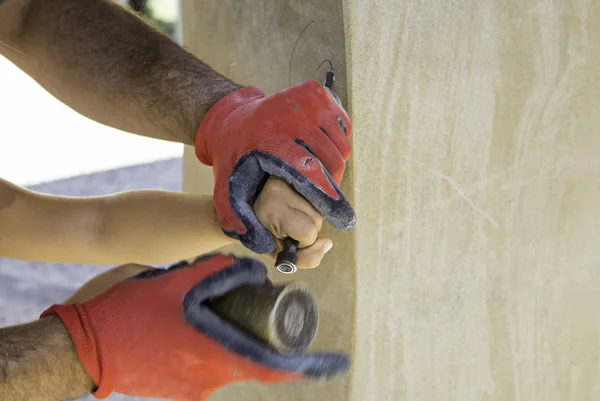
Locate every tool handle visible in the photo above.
<box><xmin>275</xmin><ymin>237</ymin><xmax>300</xmax><ymax>274</ymax></box>
<box><xmin>324</xmin><ymin>70</ymin><xmax>335</xmax><ymax>89</ymax></box>
<box><xmin>324</xmin><ymin>70</ymin><xmax>343</xmax><ymax>106</ymax></box>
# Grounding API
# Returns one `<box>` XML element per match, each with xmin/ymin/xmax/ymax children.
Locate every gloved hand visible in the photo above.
<box><xmin>41</xmin><ymin>254</ymin><xmax>350</xmax><ymax>400</ymax></box>
<box><xmin>195</xmin><ymin>80</ymin><xmax>355</xmax><ymax>254</ymax></box>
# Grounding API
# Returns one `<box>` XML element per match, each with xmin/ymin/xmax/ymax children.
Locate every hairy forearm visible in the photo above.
<box><xmin>0</xmin><ymin>0</ymin><xmax>240</xmax><ymax>144</ymax></box>
<box><xmin>0</xmin><ymin>316</ymin><xmax>93</xmax><ymax>401</ymax></box>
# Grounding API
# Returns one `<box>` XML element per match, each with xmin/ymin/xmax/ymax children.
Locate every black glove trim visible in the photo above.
<box><xmin>225</xmin><ymin>149</ymin><xmax>356</xmax><ymax>254</ymax></box>
<box><xmin>181</xmin><ymin>257</ymin><xmax>351</xmax><ymax>380</ymax></box>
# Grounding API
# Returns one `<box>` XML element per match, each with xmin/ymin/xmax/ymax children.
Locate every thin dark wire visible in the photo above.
<box><xmin>288</xmin><ymin>20</ymin><xmax>316</xmax><ymax>86</ymax></box>
<box><xmin>315</xmin><ymin>59</ymin><xmax>334</xmax><ymax>73</ymax></box>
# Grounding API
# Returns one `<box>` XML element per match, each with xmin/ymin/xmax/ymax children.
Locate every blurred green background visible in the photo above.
<box><xmin>125</xmin><ymin>0</ymin><xmax>179</xmax><ymax>37</ymax></box>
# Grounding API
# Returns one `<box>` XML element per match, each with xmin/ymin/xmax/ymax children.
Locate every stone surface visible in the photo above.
<box><xmin>181</xmin><ymin>1</ymin><xmax>355</xmax><ymax>400</ymax></box>
<box><xmin>182</xmin><ymin>1</ymin><xmax>600</xmax><ymax>400</ymax></box>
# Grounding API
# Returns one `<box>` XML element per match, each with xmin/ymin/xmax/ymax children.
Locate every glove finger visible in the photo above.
<box><xmin>241</xmin><ymin>351</ymin><xmax>351</xmax><ymax>382</ymax></box>
<box><xmin>245</xmin><ymin>110</ymin><xmax>345</xmax><ymax>185</ymax></box>
<box><xmin>325</xmin><ymin>93</ymin><xmax>353</xmax><ymax>139</ymax></box>
<box><xmin>287</xmin><ymin>80</ymin><xmax>352</xmax><ymax>141</ymax></box>
<box><xmin>320</xmin><ymin>84</ymin><xmax>353</xmax><ymax>139</ymax></box>
<box><xmin>129</xmin><ymin>253</ymin><xmax>235</xmax><ymax>281</ymax></box>
<box><xmin>183</xmin><ymin>256</ymin><xmax>268</xmax><ymax>307</ymax></box>
<box><xmin>130</xmin><ymin>254</ymin><xmax>267</xmax><ymax>300</ymax></box>
<box><xmin>281</xmin><ymin>351</ymin><xmax>351</xmax><ymax>380</ymax></box>
<box><xmin>318</xmin><ymin>116</ymin><xmax>352</xmax><ymax>163</ymax></box>
<box><xmin>295</xmin><ymin>127</ymin><xmax>346</xmax><ymax>185</ymax></box>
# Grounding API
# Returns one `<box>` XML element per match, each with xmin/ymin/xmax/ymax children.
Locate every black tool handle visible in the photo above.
<box><xmin>275</xmin><ymin>237</ymin><xmax>300</xmax><ymax>274</ymax></box>
<box><xmin>324</xmin><ymin>70</ymin><xmax>335</xmax><ymax>89</ymax></box>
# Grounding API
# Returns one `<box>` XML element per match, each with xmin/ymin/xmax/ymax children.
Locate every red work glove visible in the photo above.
<box><xmin>196</xmin><ymin>80</ymin><xmax>355</xmax><ymax>254</ymax></box>
<box><xmin>41</xmin><ymin>254</ymin><xmax>349</xmax><ymax>400</ymax></box>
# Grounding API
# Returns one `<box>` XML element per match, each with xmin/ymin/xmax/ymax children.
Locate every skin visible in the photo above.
<box><xmin>0</xmin><ymin>0</ymin><xmax>335</xmax><ymax>268</ymax></box>
<box><xmin>0</xmin><ymin>176</ymin><xmax>332</xmax><ymax>268</ymax></box>
<box><xmin>0</xmin><ymin>1</ymin><xmax>335</xmax><ymax>398</ymax></box>
<box><xmin>0</xmin><ymin>0</ymin><xmax>235</xmax><ymax>145</ymax></box>
<box><xmin>0</xmin><ymin>263</ymin><xmax>153</xmax><ymax>401</ymax></box>
<box><xmin>0</xmin><ymin>179</ymin><xmax>336</xmax><ymax>400</ymax></box>
<box><xmin>0</xmin><ymin>316</ymin><xmax>93</xmax><ymax>401</ymax></box>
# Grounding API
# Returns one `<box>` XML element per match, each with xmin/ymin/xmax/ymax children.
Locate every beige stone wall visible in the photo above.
<box><xmin>181</xmin><ymin>2</ymin><xmax>355</xmax><ymax>400</ymax></box>
<box><xmin>182</xmin><ymin>1</ymin><xmax>600</xmax><ymax>400</ymax></box>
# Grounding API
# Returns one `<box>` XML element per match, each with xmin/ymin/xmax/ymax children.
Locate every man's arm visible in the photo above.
<box><xmin>0</xmin><ymin>256</ymin><xmax>350</xmax><ymax>401</ymax></box>
<box><xmin>0</xmin><ymin>176</ymin><xmax>233</xmax><ymax>265</ymax></box>
<box><xmin>0</xmin><ymin>176</ymin><xmax>331</xmax><ymax>267</ymax></box>
<box><xmin>0</xmin><ymin>263</ymin><xmax>151</xmax><ymax>401</ymax></box>
<box><xmin>0</xmin><ymin>316</ymin><xmax>93</xmax><ymax>401</ymax></box>
<box><xmin>0</xmin><ymin>0</ymin><xmax>239</xmax><ymax>145</ymax></box>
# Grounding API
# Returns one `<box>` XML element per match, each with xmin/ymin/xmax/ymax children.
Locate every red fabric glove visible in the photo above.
<box><xmin>195</xmin><ymin>80</ymin><xmax>355</xmax><ymax>254</ymax></box>
<box><xmin>41</xmin><ymin>254</ymin><xmax>349</xmax><ymax>400</ymax></box>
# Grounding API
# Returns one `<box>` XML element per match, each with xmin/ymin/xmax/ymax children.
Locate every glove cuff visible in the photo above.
<box><xmin>40</xmin><ymin>303</ymin><xmax>109</xmax><ymax>399</ymax></box>
<box><xmin>194</xmin><ymin>86</ymin><xmax>265</xmax><ymax>166</ymax></box>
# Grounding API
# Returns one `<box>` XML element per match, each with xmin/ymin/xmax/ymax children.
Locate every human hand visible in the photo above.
<box><xmin>42</xmin><ymin>254</ymin><xmax>349</xmax><ymax>400</ymax></box>
<box><xmin>195</xmin><ymin>80</ymin><xmax>355</xmax><ymax>255</ymax></box>
<box><xmin>254</xmin><ymin>176</ymin><xmax>333</xmax><ymax>269</ymax></box>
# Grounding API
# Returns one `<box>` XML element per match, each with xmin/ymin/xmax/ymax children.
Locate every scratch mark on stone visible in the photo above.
<box><xmin>404</xmin><ymin>157</ymin><xmax>500</xmax><ymax>228</ymax></box>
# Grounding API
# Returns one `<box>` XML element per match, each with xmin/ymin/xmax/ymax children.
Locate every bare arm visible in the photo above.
<box><xmin>0</xmin><ymin>316</ymin><xmax>93</xmax><ymax>401</ymax></box>
<box><xmin>0</xmin><ymin>264</ymin><xmax>152</xmax><ymax>401</ymax></box>
<box><xmin>0</xmin><ymin>177</ymin><xmax>235</xmax><ymax>265</ymax></box>
<box><xmin>0</xmin><ymin>0</ymin><xmax>239</xmax><ymax>145</ymax></box>
<box><xmin>0</xmin><ymin>177</ymin><xmax>331</xmax><ymax>267</ymax></box>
